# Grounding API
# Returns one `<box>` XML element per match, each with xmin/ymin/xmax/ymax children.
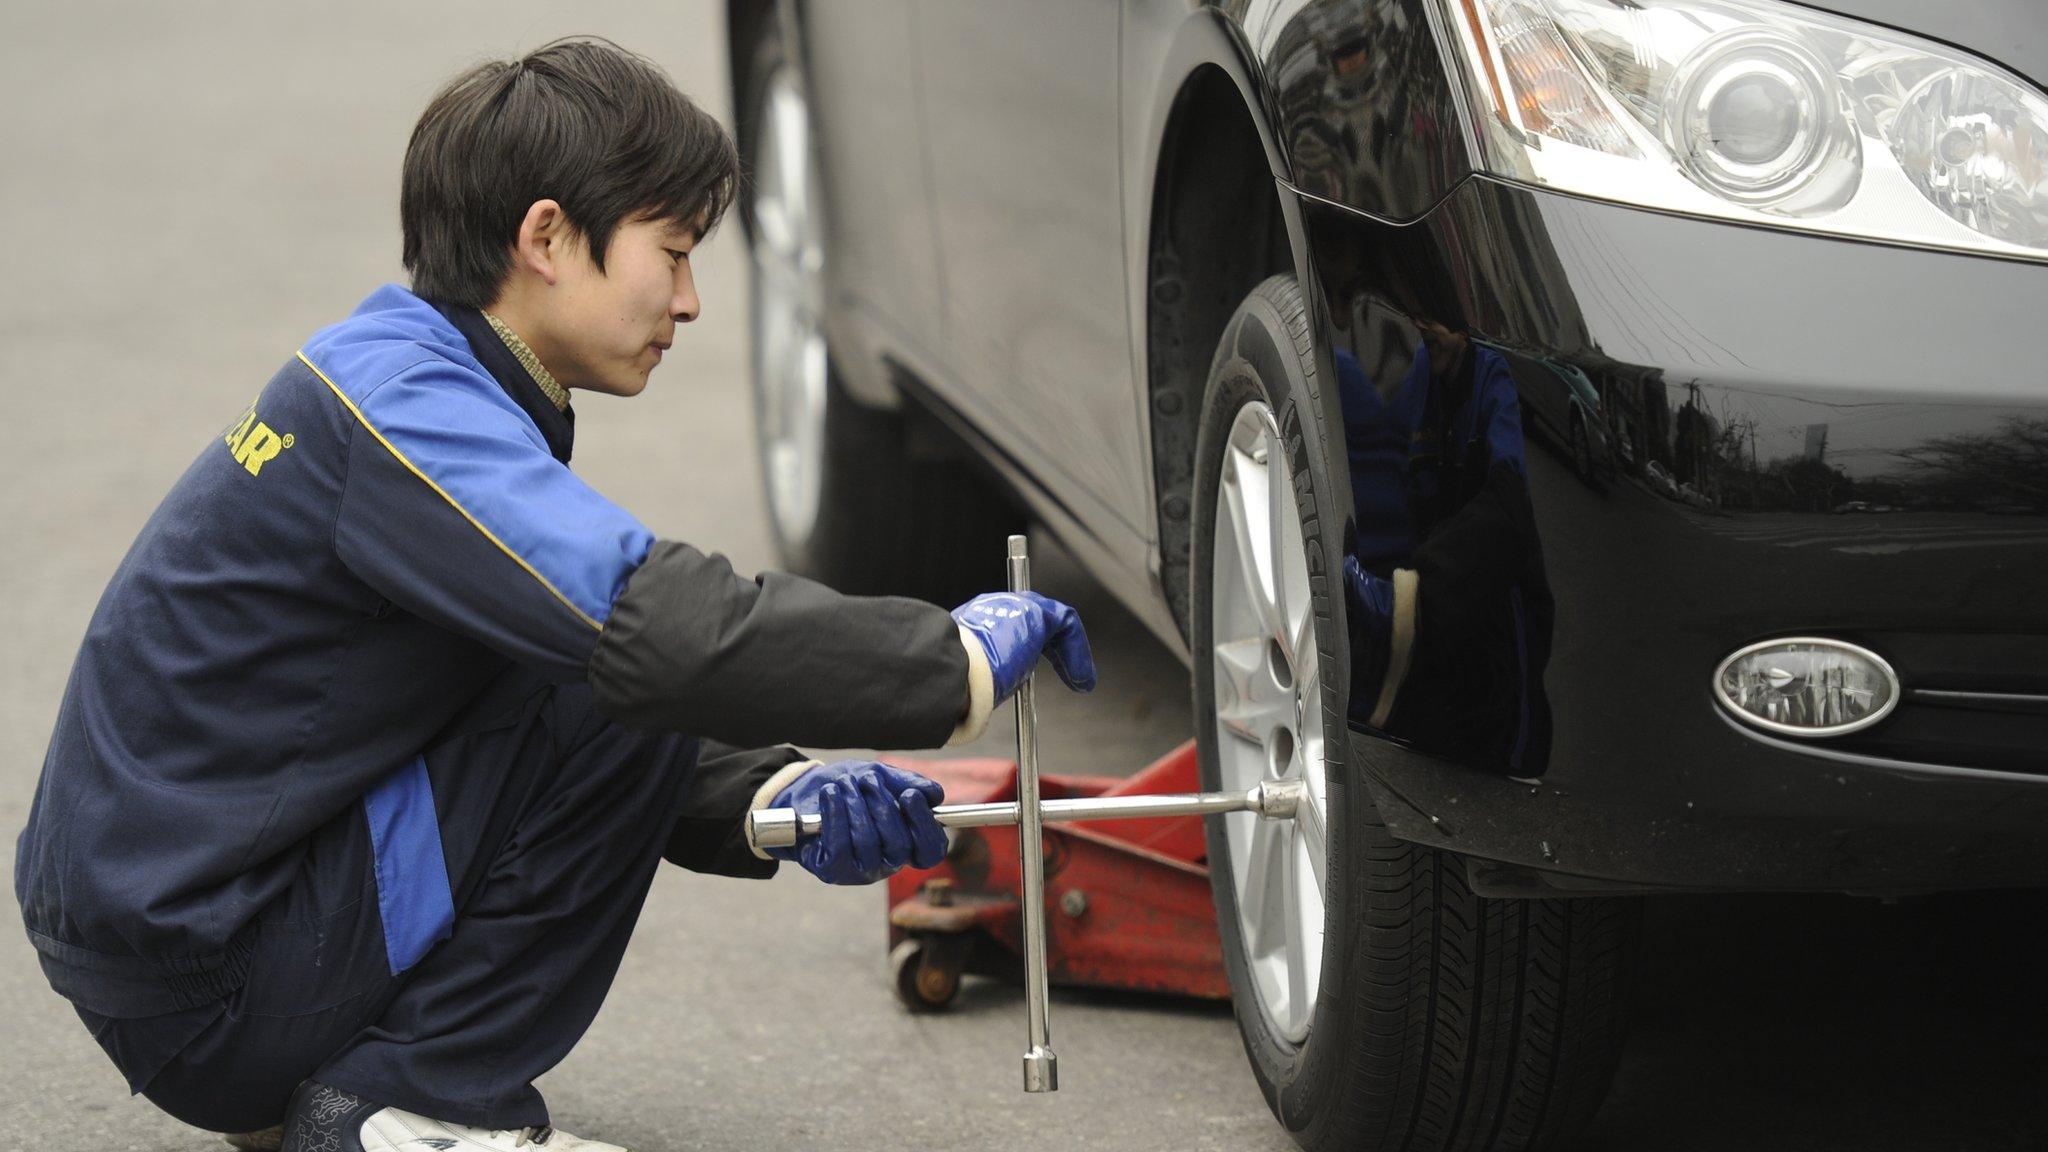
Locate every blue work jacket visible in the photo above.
<box><xmin>15</xmin><ymin>286</ymin><xmax>969</xmax><ymax>1018</ymax></box>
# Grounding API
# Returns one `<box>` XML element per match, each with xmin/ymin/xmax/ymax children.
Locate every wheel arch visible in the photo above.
<box><xmin>1133</xmin><ymin>8</ymin><xmax>1349</xmax><ymax>644</ymax></box>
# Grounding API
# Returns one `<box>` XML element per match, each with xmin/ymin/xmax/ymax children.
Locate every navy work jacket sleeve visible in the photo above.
<box><xmin>665</xmin><ymin>740</ymin><xmax>811</xmax><ymax>878</ymax></box>
<box><xmin>316</xmin><ymin>354</ymin><xmax>969</xmax><ymax>753</ymax></box>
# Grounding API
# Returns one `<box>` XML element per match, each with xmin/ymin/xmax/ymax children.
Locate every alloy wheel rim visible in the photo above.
<box><xmin>1211</xmin><ymin>400</ymin><xmax>1329</xmax><ymax>1044</ymax></box>
<box><xmin>750</xmin><ymin>65</ymin><xmax>828</xmax><ymax>549</ymax></box>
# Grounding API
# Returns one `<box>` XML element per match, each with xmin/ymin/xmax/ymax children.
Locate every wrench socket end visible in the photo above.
<box><xmin>1023</xmin><ymin>1047</ymin><xmax>1059</xmax><ymax>1093</ymax></box>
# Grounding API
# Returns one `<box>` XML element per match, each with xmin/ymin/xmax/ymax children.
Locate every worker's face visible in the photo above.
<box><xmin>544</xmin><ymin>213</ymin><xmax>702</xmax><ymax>397</ymax></box>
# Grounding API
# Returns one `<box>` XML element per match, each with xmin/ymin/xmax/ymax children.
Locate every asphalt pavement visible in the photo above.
<box><xmin>2</xmin><ymin>4</ymin><xmax>2042</xmax><ymax>1150</ymax></box>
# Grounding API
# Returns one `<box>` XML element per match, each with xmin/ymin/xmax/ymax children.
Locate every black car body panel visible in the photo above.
<box><xmin>741</xmin><ymin>0</ymin><xmax>2048</xmax><ymax>894</ymax></box>
<box><xmin>1299</xmin><ymin>178</ymin><xmax>2048</xmax><ymax>893</ymax></box>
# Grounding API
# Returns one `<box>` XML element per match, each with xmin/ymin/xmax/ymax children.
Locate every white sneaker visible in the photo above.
<box><xmin>358</xmin><ymin>1106</ymin><xmax>626</xmax><ymax>1151</ymax></box>
<box><xmin>280</xmin><ymin>1080</ymin><xmax>628</xmax><ymax>1152</ymax></box>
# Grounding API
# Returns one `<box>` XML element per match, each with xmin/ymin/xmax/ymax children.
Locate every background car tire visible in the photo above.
<box><xmin>1192</xmin><ymin>275</ymin><xmax>1642</xmax><ymax>1152</ymax></box>
<box><xmin>739</xmin><ymin>25</ymin><xmax>1019</xmax><ymax>603</ymax></box>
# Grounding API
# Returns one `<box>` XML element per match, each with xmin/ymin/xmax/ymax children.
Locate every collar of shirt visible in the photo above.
<box><xmin>481</xmin><ymin>310</ymin><xmax>570</xmax><ymax>413</ymax></box>
<box><xmin>429</xmin><ymin>301</ymin><xmax>576</xmax><ymax>464</ymax></box>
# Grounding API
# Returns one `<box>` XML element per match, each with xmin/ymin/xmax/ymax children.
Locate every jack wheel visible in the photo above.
<box><xmin>890</xmin><ymin>938</ymin><xmax>963</xmax><ymax>1013</ymax></box>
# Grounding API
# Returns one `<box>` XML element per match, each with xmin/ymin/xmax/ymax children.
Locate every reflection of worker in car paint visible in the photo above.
<box><xmin>1336</xmin><ymin>319</ymin><xmax>1555</xmax><ymax>777</ymax></box>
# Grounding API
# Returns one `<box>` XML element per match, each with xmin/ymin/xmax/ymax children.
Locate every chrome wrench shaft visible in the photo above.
<box><xmin>1009</xmin><ymin>535</ymin><xmax>1056</xmax><ymax>1093</ymax></box>
<box><xmin>747</xmin><ymin>780</ymin><xmax>1304</xmax><ymax>849</ymax></box>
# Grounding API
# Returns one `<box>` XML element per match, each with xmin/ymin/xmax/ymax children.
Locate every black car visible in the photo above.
<box><xmin>725</xmin><ymin>2</ymin><xmax>2048</xmax><ymax>1148</ymax></box>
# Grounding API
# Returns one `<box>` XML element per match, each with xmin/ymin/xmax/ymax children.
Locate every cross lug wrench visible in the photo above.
<box><xmin>742</xmin><ymin>536</ymin><xmax>1306</xmax><ymax>1092</ymax></box>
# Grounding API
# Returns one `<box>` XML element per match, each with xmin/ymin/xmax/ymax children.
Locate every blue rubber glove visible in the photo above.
<box><xmin>763</xmin><ymin>760</ymin><xmax>949</xmax><ymax>885</ymax></box>
<box><xmin>950</xmin><ymin>591</ymin><xmax>1097</xmax><ymax>704</ymax></box>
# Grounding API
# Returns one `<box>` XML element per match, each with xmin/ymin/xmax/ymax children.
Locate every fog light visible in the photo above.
<box><xmin>1714</xmin><ymin>637</ymin><xmax>1899</xmax><ymax>737</ymax></box>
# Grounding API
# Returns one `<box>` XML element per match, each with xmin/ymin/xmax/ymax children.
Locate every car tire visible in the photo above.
<box><xmin>740</xmin><ymin>26</ymin><xmax>1018</xmax><ymax>603</ymax></box>
<box><xmin>1192</xmin><ymin>275</ymin><xmax>1641</xmax><ymax>1152</ymax></box>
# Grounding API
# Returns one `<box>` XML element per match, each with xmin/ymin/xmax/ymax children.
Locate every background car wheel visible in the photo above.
<box><xmin>1192</xmin><ymin>275</ymin><xmax>1642</xmax><ymax>1152</ymax></box>
<box><xmin>740</xmin><ymin>26</ymin><xmax>1017</xmax><ymax>603</ymax></box>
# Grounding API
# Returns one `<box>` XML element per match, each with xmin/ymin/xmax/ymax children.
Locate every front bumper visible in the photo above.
<box><xmin>1300</xmin><ymin>178</ymin><xmax>2048</xmax><ymax>894</ymax></box>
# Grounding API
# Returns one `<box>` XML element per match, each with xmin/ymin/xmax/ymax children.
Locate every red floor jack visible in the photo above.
<box><xmin>748</xmin><ymin>536</ymin><xmax>1303</xmax><ymax>1092</ymax></box>
<box><xmin>879</xmin><ymin>740</ymin><xmax>1233</xmax><ymax>1012</ymax></box>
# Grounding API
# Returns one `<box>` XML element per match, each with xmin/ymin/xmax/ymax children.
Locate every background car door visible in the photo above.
<box><xmin>911</xmin><ymin>1</ymin><xmax>1153</xmax><ymax>536</ymax></box>
<box><xmin>803</xmin><ymin>2</ymin><xmax>947</xmax><ymax>363</ymax></box>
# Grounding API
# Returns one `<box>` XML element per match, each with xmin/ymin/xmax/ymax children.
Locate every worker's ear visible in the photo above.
<box><xmin>512</xmin><ymin>199</ymin><xmax>573</xmax><ymax>287</ymax></box>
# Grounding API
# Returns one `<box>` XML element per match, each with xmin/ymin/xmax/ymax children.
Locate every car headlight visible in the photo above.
<box><xmin>1431</xmin><ymin>0</ymin><xmax>2048</xmax><ymax>259</ymax></box>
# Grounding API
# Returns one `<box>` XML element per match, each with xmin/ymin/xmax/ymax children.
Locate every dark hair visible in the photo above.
<box><xmin>401</xmin><ymin>36</ymin><xmax>739</xmax><ymax>307</ymax></box>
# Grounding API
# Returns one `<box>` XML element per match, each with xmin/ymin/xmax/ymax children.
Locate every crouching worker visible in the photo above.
<box><xmin>13</xmin><ymin>37</ymin><xmax>1096</xmax><ymax>1152</ymax></box>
